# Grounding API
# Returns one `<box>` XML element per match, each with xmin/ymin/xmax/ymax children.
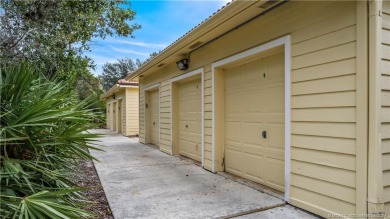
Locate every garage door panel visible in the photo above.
<box><xmin>267</xmin><ymin>85</ymin><xmax>284</xmax><ymax>113</ymax></box>
<box><xmin>242</xmin><ymin>60</ymin><xmax>263</xmax><ymax>85</ymax></box>
<box><xmin>179</xmin><ymin>132</ymin><xmax>201</xmax><ymax>144</ymax></box>
<box><xmin>265</xmin><ymin>158</ymin><xmax>285</xmax><ymax>191</ymax></box>
<box><xmin>243</xmin><ymin>122</ymin><xmax>264</xmax><ymax>146</ymax></box>
<box><xmin>267</xmin><ymin>124</ymin><xmax>285</xmax><ymax>148</ymax></box>
<box><xmin>225</xmin><ymin>67</ymin><xmax>242</xmax><ymax>88</ymax></box>
<box><xmin>179</xmin><ymin>112</ymin><xmax>201</xmax><ymax>121</ymax></box>
<box><xmin>179</xmin><ymin>99</ymin><xmax>201</xmax><ymax>111</ymax></box>
<box><xmin>224</xmin><ymin>115</ymin><xmax>242</xmax><ymax>121</ymax></box>
<box><xmin>224</xmin><ymin>52</ymin><xmax>285</xmax><ymax>192</ymax></box>
<box><xmin>149</xmin><ymin>89</ymin><xmax>159</xmax><ymax>146</ymax></box>
<box><xmin>264</xmin><ymin>147</ymin><xmax>284</xmax><ymax>160</ymax></box>
<box><xmin>179</xmin><ymin>140</ymin><xmax>200</xmax><ymax>156</ymax></box>
<box><xmin>264</xmin><ymin>53</ymin><xmax>284</xmax><ymax>82</ymax></box>
<box><xmin>245</xmin><ymin>153</ymin><xmax>266</xmax><ymax>181</ymax></box>
<box><xmin>178</xmin><ymin>77</ymin><xmax>202</xmax><ymax>162</ymax></box>
<box><xmin>242</xmin><ymin>90</ymin><xmax>263</xmax><ymax>112</ymax></box>
<box><xmin>265</xmin><ymin>114</ymin><xmax>285</xmax><ymax>123</ymax></box>
<box><xmin>179</xmin><ymin>121</ymin><xmax>201</xmax><ymax>133</ymax></box>
<box><xmin>225</xmin><ymin>121</ymin><xmax>241</xmax><ymax>143</ymax></box>
<box><xmin>225</xmin><ymin>92</ymin><xmax>241</xmax><ymax>114</ymax></box>
<box><xmin>225</xmin><ymin>148</ymin><xmax>243</xmax><ymax>174</ymax></box>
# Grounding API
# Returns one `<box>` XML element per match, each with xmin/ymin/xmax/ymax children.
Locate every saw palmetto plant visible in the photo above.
<box><xmin>0</xmin><ymin>64</ymin><xmax>101</xmax><ymax>218</ymax></box>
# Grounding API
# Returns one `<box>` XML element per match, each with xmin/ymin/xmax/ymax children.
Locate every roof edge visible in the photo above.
<box><xmin>125</xmin><ymin>0</ymin><xmax>262</xmax><ymax>81</ymax></box>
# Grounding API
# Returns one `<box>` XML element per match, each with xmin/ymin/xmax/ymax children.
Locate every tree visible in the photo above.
<box><xmin>0</xmin><ymin>0</ymin><xmax>140</xmax><ymax>83</ymax></box>
<box><xmin>148</xmin><ymin>51</ymin><xmax>159</xmax><ymax>60</ymax></box>
<box><xmin>74</xmin><ymin>72</ymin><xmax>106</xmax><ymax>127</ymax></box>
<box><xmin>99</xmin><ymin>57</ymin><xmax>142</xmax><ymax>91</ymax></box>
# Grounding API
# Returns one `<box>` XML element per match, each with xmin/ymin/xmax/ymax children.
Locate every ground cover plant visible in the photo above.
<box><xmin>0</xmin><ymin>64</ymin><xmax>102</xmax><ymax>218</ymax></box>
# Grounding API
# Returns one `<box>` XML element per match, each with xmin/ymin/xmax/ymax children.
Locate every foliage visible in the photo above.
<box><xmin>0</xmin><ymin>0</ymin><xmax>140</xmax><ymax>82</ymax></box>
<box><xmin>74</xmin><ymin>72</ymin><xmax>106</xmax><ymax>127</ymax></box>
<box><xmin>0</xmin><ymin>64</ymin><xmax>102</xmax><ymax>218</ymax></box>
<box><xmin>98</xmin><ymin>57</ymin><xmax>142</xmax><ymax>91</ymax></box>
<box><xmin>144</xmin><ymin>51</ymin><xmax>159</xmax><ymax>63</ymax></box>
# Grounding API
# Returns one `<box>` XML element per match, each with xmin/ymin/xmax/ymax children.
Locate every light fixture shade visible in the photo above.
<box><xmin>176</xmin><ymin>59</ymin><xmax>189</xmax><ymax>70</ymax></box>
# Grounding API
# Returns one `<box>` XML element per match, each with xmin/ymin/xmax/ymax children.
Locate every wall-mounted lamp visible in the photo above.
<box><xmin>176</xmin><ymin>58</ymin><xmax>189</xmax><ymax>71</ymax></box>
<box><xmin>112</xmin><ymin>94</ymin><xmax>116</xmax><ymax>99</ymax></box>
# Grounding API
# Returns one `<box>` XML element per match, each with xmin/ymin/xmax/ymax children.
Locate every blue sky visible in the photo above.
<box><xmin>86</xmin><ymin>0</ymin><xmax>230</xmax><ymax>75</ymax></box>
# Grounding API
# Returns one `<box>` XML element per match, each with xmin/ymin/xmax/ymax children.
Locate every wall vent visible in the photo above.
<box><xmin>259</xmin><ymin>0</ymin><xmax>279</xmax><ymax>9</ymax></box>
<box><xmin>189</xmin><ymin>41</ymin><xmax>203</xmax><ymax>49</ymax></box>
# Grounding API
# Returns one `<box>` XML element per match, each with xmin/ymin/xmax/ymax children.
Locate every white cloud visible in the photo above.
<box><xmin>87</xmin><ymin>54</ymin><xmax>118</xmax><ymax>75</ymax></box>
<box><xmin>113</xmin><ymin>39</ymin><xmax>168</xmax><ymax>49</ymax></box>
<box><xmin>89</xmin><ymin>54</ymin><xmax>117</xmax><ymax>66</ymax></box>
<box><xmin>109</xmin><ymin>46</ymin><xmax>150</xmax><ymax>56</ymax></box>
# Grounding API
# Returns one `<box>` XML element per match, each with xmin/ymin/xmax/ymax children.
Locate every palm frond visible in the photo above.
<box><xmin>1</xmin><ymin>63</ymin><xmax>102</xmax><ymax>218</ymax></box>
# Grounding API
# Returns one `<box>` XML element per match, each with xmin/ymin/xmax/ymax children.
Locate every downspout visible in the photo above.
<box><xmin>368</xmin><ymin>0</ymin><xmax>384</xmax><ymax>214</ymax></box>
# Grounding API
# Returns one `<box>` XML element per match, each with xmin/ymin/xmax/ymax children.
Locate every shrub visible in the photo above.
<box><xmin>0</xmin><ymin>64</ymin><xmax>101</xmax><ymax>218</ymax></box>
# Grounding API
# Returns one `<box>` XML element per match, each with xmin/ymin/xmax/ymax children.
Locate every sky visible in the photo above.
<box><xmin>86</xmin><ymin>0</ymin><xmax>231</xmax><ymax>75</ymax></box>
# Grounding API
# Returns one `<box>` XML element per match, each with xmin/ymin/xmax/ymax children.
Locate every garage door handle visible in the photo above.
<box><xmin>262</xmin><ymin>131</ymin><xmax>267</xmax><ymax>139</ymax></box>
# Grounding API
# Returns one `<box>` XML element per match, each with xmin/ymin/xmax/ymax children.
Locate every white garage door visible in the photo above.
<box><xmin>178</xmin><ymin>77</ymin><xmax>202</xmax><ymax>162</ymax></box>
<box><xmin>149</xmin><ymin>89</ymin><xmax>159</xmax><ymax>146</ymax></box>
<box><xmin>224</xmin><ymin>52</ymin><xmax>285</xmax><ymax>192</ymax></box>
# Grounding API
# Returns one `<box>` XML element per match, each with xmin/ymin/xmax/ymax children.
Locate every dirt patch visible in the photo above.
<box><xmin>73</xmin><ymin>158</ymin><xmax>114</xmax><ymax>219</ymax></box>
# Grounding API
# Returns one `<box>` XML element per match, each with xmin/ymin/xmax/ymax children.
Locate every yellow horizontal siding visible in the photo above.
<box><xmin>291</xmin><ymin>174</ymin><xmax>356</xmax><ymax>204</ymax></box>
<box><xmin>292</xmin><ymin>122</ymin><xmax>356</xmax><ymax>139</ymax></box>
<box><xmin>159</xmin><ymin>82</ymin><xmax>172</xmax><ymax>153</ymax></box>
<box><xmin>383</xmin><ymin>2</ymin><xmax>390</xmax><ymax>213</ymax></box>
<box><xmin>139</xmin><ymin>91</ymin><xmax>145</xmax><ymax>143</ymax></box>
<box><xmin>292</xmin><ymin>135</ymin><xmax>356</xmax><ymax>155</ymax></box>
<box><xmin>203</xmin><ymin>70</ymin><xmax>212</xmax><ymax>168</ymax></box>
<box><xmin>204</xmin><ymin>142</ymin><xmax>212</xmax><ymax>151</ymax></box>
<box><xmin>289</xmin><ymin>2</ymin><xmax>358</xmax><ymax>216</ymax></box>
<box><xmin>292</xmin><ymin>160</ymin><xmax>356</xmax><ymax>188</ymax></box>
<box><xmin>383</xmin><ymin>13</ymin><xmax>390</xmax><ymax>31</ymax></box>
<box><xmin>291</xmin><ymin>74</ymin><xmax>356</xmax><ymax>96</ymax></box>
<box><xmin>292</xmin><ymin>6</ymin><xmax>356</xmax><ymax>44</ymax></box>
<box><xmin>292</xmin><ymin>42</ymin><xmax>356</xmax><ymax>70</ymax></box>
<box><xmin>384</xmin><ymin>169</ymin><xmax>390</xmax><ymax>187</ymax></box>
<box><xmin>292</xmin><ymin>91</ymin><xmax>356</xmax><ymax>108</ymax></box>
<box><xmin>290</xmin><ymin>187</ymin><xmax>356</xmax><ymax>214</ymax></box>
<box><xmin>106</xmin><ymin>103</ymin><xmax>110</xmax><ymax>129</ymax></box>
<box><xmin>292</xmin><ymin>107</ymin><xmax>356</xmax><ymax>123</ymax></box>
<box><xmin>292</xmin><ymin>147</ymin><xmax>356</xmax><ymax>171</ymax></box>
<box><xmin>121</xmin><ymin>97</ymin><xmax>127</xmax><ymax>135</ymax></box>
<box><xmin>136</xmin><ymin>1</ymin><xmax>360</xmax><ymax>217</ymax></box>
<box><xmin>292</xmin><ymin>58</ymin><xmax>356</xmax><ymax>83</ymax></box>
<box><xmin>125</xmin><ymin>88</ymin><xmax>139</xmax><ymax>136</ymax></box>
<box><xmin>292</xmin><ymin>25</ymin><xmax>356</xmax><ymax>57</ymax></box>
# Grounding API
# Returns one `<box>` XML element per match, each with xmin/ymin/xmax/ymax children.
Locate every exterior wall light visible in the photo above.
<box><xmin>176</xmin><ymin>59</ymin><xmax>189</xmax><ymax>71</ymax></box>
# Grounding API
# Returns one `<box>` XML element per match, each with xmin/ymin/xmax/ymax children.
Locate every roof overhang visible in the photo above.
<box><xmin>125</xmin><ymin>0</ymin><xmax>284</xmax><ymax>81</ymax></box>
<box><xmin>101</xmin><ymin>84</ymin><xmax>138</xmax><ymax>100</ymax></box>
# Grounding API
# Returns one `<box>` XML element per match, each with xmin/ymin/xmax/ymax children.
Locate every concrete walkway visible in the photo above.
<box><xmin>89</xmin><ymin>129</ymin><xmax>318</xmax><ymax>219</ymax></box>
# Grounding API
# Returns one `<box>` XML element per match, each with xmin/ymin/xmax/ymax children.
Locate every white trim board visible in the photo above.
<box><xmin>119</xmin><ymin>85</ymin><xmax>139</xmax><ymax>88</ymax></box>
<box><xmin>144</xmin><ymin>83</ymin><xmax>160</xmax><ymax>91</ymax></box>
<box><xmin>211</xmin><ymin>35</ymin><xmax>291</xmax><ymax>202</ymax></box>
<box><xmin>169</xmin><ymin>68</ymin><xmax>205</xmax><ymax>166</ymax></box>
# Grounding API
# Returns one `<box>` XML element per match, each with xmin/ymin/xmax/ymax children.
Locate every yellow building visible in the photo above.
<box><xmin>122</xmin><ymin>1</ymin><xmax>389</xmax><ymax>217</ymax></box>
<box><xmin>102</xmin><ymin>80</ymin><xmax>139</xmax><ymax>136</ymax></box>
